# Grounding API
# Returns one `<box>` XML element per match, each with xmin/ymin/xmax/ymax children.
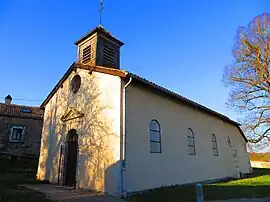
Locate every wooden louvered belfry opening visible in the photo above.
<box><xmin>103</xmin><ymin>44</ymin><xmax>115</xmax><ymax>65</ymax></box>
<box><xmin>82</xmin><ymin>45</ymin><xmax>91</xmax><ymax>63</ymax></box>
<box><xmin>75</xmin><ymin>26</ymin><xmax>124</xmax><ymax>69</ymax></box>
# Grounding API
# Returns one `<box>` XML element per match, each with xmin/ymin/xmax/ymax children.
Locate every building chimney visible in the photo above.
<box><xmin>5</xmin><ymin>95</ymin><xmax>12</xmax><ymax>104</ymax></box>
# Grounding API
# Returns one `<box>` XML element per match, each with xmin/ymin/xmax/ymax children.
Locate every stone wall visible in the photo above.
<box><xmin>0</xmin><ymin>116</ymin><xmax>43</xmax><ymax>156</ymax></box>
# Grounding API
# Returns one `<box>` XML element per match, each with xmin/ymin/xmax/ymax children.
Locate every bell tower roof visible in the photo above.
<box><xmin>74</xmin><ymin>25</ymin><xmax>124</xmax><ymax>46</ymax></box>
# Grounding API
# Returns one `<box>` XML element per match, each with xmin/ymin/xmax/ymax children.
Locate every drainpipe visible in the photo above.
<box><xmin>121</xmin><ymin>76</ymin><xmax>132</xmax><ymax>198</ymax></box>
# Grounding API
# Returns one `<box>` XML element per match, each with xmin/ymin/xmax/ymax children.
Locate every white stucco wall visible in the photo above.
<box><xmin>37</xmin><ymin>68</ymin><xmax>122</xmax><ymax>195</ymax></box>
<box><xmin>124</xmin><ymin>83</ymin><xmax>251</xmax><ymax>193</ymax></box>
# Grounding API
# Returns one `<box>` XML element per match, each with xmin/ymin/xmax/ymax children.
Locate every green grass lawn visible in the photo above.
<box><xmin>128</xmin><ymin>168</ymin><xmax>270</xmax><ymax>202</ymax></box>
<box><xmin>0</xmin><ymin>157</ymin><xmax>52</xmax><ymax>202</ymax></box>
<box><xmin>1</xmin><ymin>157</ymin><xmax>270</xmax><ymax>202</ymax></box>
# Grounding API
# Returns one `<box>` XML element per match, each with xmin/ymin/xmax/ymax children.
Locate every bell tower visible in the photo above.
<box><xmin>74</xmin><ymin>25</ymin><xmax>124</xmax><ymax>69</ymax></box>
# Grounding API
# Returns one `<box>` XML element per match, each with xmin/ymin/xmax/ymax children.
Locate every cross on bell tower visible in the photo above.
<box><xmin>99</xmin><ymin>0</ymin><xmax>104</xmax><ymax>26</ymax></box>
<box><xmin>74</xmin><ymin>0</ymin><xmax>124</xmax><ymax>69</ymax></box>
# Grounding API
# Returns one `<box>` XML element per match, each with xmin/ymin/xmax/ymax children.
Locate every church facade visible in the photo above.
<box><xmin>36</xmin><ymin>26</ymin><xmax>252</xmax><ymax>197</ymax></box>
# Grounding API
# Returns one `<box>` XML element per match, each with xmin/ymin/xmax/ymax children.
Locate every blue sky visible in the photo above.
<box><xmin>0</xmin><ymin>0</ymin><xmax>268</xmax><ymax>121</ymax></box>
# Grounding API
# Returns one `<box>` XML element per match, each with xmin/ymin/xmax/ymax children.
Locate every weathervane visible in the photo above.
<box><xmin>99</xmin><ymin>0</ymin><xmax>104</xmax><ymax>26</ymax></box>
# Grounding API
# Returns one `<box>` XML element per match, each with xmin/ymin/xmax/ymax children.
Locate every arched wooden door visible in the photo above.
<box><xmin>64</xmin><ymin>129</ymin><xmax>78</xmax><ymax>186</ymax></box>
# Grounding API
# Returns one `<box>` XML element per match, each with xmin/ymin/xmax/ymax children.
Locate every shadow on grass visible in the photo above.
<box><xmin>0</xmin><ymin>157</ymin><xmax>51</xmax><ymax>202</ymax></box>
<box><xmin>248</xmin><ymin>168</ymin><xmax>270</xmax><ymax>177</ymax></box>
<box><xmin>128</xmin><ymin>185</ymin><xmax>270</xmax><ymax>202</ymax></box>
<box><xmin>204</xmin><ymin>185</ymin><xmax>270</xmax><ymax>201</ymax></box>
<box><xmin>128</xmin><ymin>168</ymin><xmax>270</xmax><ymax>202</ymax></box>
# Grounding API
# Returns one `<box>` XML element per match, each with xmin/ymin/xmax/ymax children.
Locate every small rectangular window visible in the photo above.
<box><xmin>22</xmin><ymin>109</ymin><xmax>32</xmax><ymax>113</ymax></box>
<box><xmin>82</xmin><ymin>45</ymin><xmax>91</xmax><ymax>63</ymax></box>
<box><xmin>9</xmin><ymin>126</ymin><xmax>25</xmax><ymax>142</ymax></box>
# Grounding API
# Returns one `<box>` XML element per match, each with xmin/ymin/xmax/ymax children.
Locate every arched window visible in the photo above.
<box><xmin>187</xmin><ymin>128</ymin><xmax>196</xmax><ymax>155</ymax></box>
<box><xmin>212</xmin><ymin>134</ymin><xmax>218</xmax><ymax>156</ymax></box>
<box><xmin>227</xmin><ymin>136</ymin><xmax>232</xmax><ymax>148</ymax></box>
<box><xmin>149</xmin><ymin>120</ymin><xmax>161</xmax><ymax>153</ymax></box>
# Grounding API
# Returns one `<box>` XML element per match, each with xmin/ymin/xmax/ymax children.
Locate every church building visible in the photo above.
<box><xmin>36</xmin><ymin>25</ymin><xmax>252</xmax><ymax>197</ymax></box>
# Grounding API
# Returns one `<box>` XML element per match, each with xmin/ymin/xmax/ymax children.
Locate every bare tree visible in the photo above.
<box><xmin>223</xmin><ymin>13</ymin><xmax>270</xmax><ymax>144</ymax></box>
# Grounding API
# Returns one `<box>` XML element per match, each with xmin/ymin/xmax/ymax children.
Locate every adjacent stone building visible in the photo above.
<box><xmin>0</xmin><ymin>95</ymin><xmax>44</xmax><ymax>156</ymax></box>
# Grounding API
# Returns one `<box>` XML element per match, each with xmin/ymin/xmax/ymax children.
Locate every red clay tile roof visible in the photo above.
<box><xmin>0</xmin><ymin>103</ymin><xmax>44</xmax><ymax>119</ymax></box>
